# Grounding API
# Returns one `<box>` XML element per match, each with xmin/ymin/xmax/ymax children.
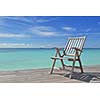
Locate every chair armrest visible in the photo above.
<box><xmin>71</xmin><ymin>47</ymin><xmax>82</xmax><ymax>52</ymax></box>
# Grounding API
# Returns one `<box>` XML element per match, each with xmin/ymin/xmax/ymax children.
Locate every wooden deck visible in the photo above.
<box><xmin>0</xmin><ymin>66</ymin><xmax>100</xmax><ymax>83</ymax></box>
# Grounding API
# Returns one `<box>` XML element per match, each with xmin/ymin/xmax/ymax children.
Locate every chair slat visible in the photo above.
<box><xmin>64</xmin><ymin>36</ymin><xmax>86</xmax><ymax>56</ymax></box>
<box><xmin>69</xmin><ymin>39</ymin><xmax>74</xmax><ymax>54</ymax></box>
<box><xmin>70</xmin><ymin>39</ymin><xmax>76</xmax><ymax>54</ymax></box>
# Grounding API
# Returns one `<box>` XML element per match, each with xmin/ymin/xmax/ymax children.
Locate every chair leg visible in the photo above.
<box><xmin>50</xmin><ymin>59</ymin><xmax>56</xmax><ymax>74</ymax></box>
<box><xmin>78</xmin><ymin>58</ymin><xmax>84</xmax><ymax>73</ymax></box>
<box><xmin>60</xmin><ymin>59</ymin><xmax>65</xmax><ymax>70</ymax></box>
<box><xmin>69</xmin><ymin>60</ymin><xmax>75</xmax><ymax>79</ymax></box>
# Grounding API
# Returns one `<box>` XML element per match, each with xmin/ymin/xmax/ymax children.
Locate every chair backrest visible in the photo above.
<box><xmin>63</xmin><ymin>36</ymin><xmax>86</xmax><ymax>56</ymax></box>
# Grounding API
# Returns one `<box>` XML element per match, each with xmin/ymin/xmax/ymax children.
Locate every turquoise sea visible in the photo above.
<box><xmin>0</xmin><ymin>48</ymin><xmax>100</xmax><ymax>71</ymax></box>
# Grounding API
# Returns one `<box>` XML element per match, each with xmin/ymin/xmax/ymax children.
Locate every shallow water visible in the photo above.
<box><xmin>0</xmin><ymin>48</ymin><xmax>100</xmax><ymax>71</ymax></box>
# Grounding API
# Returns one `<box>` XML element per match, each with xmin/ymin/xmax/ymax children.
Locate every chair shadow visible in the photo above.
<box><xmin>52</xmin><ymin>71</ymin><xmax>100</xmax><ymax>82</ymax></box>
<box><xmin>64</xmin><ymin>72</ymin><xmax>100</xmax><ymax>83</ymax></box>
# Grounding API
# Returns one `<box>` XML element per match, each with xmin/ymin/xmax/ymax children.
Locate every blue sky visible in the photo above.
<box><xmin>0</xmin><ymin>16</ymin><xmax>100</xmax><ymax>48</ymax></box>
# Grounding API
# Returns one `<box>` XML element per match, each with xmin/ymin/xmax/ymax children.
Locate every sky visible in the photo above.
<box><xmin>0</xmin><ymin>16</ymin><xmax>100</xmax><ymax>48</ymax></box>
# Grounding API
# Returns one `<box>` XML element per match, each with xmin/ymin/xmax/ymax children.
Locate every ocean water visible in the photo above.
<box><xmin>0</xmin><ymin>48</ymin><xmax>100</xmax><ymax>71</ymax></box>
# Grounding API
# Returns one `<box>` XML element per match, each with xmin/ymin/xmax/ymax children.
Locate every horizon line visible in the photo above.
<box><xmin>0</xmin><ymin>47</ymin><xmax>100</xmax><ymax>49</ymax></box>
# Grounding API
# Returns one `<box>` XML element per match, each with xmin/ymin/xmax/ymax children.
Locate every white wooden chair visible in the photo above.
<box><xmin>50</xmin><ymin>36</ymin><xmax>86</xmax><ymax>78</ymax></box>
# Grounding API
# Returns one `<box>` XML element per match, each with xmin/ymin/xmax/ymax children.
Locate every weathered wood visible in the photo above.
<box><xmin>50</xmin><ymin>36</ymin><xmax>86</xmax><ymax>79</ymax></box>
<box><xmin>78</xmin><ymin>56</ymin><xmax>84</xmax><ymax>73</ymax></box>
<box><xmin>50</xmin><ymin>59</ymin><xmax>56</xmax><ymax>74</ymax></box>
<box><xmin>50</xmin><ymin>50</ymin><xmax>58</xmax><ymax>74</ymax></box>
<box><xmin>56</xmin><ymin>48</ymin><xmax>65</xmax><ymax>70</ymax></box>
<box><xmin>69</xmin><ymin>59</ymin><xmax>75</xmax><ymax>79</ymax></box>
<box><xmin>50</xmin><ymin>47</ymin><xmax>65</xmax><ymax>74</ymax></box>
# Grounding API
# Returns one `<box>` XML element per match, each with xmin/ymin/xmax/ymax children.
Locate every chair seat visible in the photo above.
<box><xmin>65</xmin><ymin>53</ymin><xmax>75</xmax><ymax>56</ymax></box>
<box><xmin>51</xmin><ymin>53</ymin><xmax>75</xmax><ymax>60</ymax></box>
<box><xmin>51</xmin><ymin>56</ymin><xmax>67</xmax><ymax>60</ymax></box>
<box><xmin>51</xmin><ymin>57</ymin><xmax>62</xmax><ymax>59</ymax></box>
<box><xmin>51</xmin><ymin>56</ymin><xmax>79</xmax><ymax>62</ymax></box>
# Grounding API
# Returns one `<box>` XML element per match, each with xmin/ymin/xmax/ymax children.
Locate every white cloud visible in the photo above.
<box><xmin>83</xmin><ymin>28</ymin><xmax>92</xmax><ymax>32</ymax></box>
<box><xmin>32</xmin><ymin>26</ymin><xmax>54</xmax><ymax>31</ymax></box>
<box><xmin>36</xmin><ymin>32</ymin><xmax>57</xmax><ymax>36</ymax></box>
<box><xmin>36</xmin><ymin>17</ymin><xmax>58</xmax><ymax>23</ymax></box>
<box><xmin>36</xmin><ymin>19</ymin><xmax>50</xmax><ymax>23</ymax></box>
<box><xmin>0</xmin><ymin>33</ymin><xmax>30</xmax><ymax>38</ymax></box>
<box><xmin>30</xmin><ymin>26</ymin><xmax>76</xmax><ymax>37</ymax></box>
<box><xmin>31</xmin><ymin>26</ymin><xmax>57</xmax><ymax>36</ymax></box>
<box><xmin>1</xmin><ymin>16</ymin><xmax>31</xmax><ymax>23</ymax></box>
<box><xmin>0</xmin><ymin>43</ymin><xmax>33</xmax><ymax>48</ymax></box>
<box><xmin>62</xmin><ymin>26</ymin><xmax>76</xmax><ymax>31</ymax></box>
<box><xmin>1</xmin><ymin>16</ymin><xmax>58</xmax><ymax>24</ymax></box>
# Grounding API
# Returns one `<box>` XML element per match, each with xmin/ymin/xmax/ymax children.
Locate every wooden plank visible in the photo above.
<box><xmin>67</xmin><ymin>39</ymin><xmax>72</xmax><ymax>54</ymax></box>
<box><xmin>68</xmin><ymin>39</ymin><xmax>73</xmax><ymax>54</ymax></box>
